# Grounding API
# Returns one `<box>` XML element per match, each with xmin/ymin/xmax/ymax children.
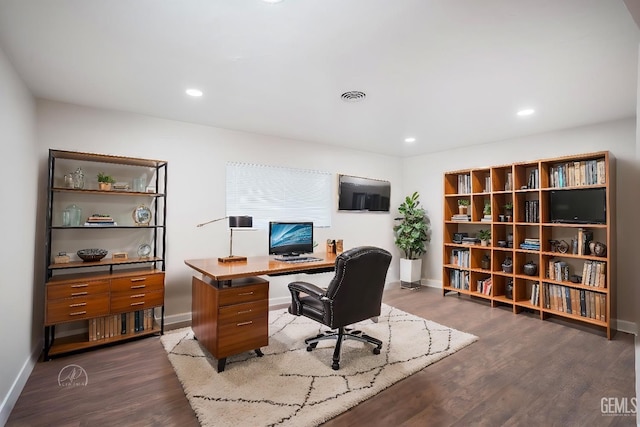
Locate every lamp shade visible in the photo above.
<box><xmin>228</xmin><ymin>216</ymin><xmax>252</xmax><ymax>228</ymax></box>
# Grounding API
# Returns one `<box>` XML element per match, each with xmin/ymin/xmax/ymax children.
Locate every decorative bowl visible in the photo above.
<box><xmin>523</xmin><ymin>261</ymin><xmax>538</xmax><ymax>276</ymax></box>
<box><xmin>77</xmin><ymin>248</ymin><xmax>108</xmax><ymax>262</ymax></box>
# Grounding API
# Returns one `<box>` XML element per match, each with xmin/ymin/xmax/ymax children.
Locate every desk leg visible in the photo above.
<box><xmin>255</xmin><ymin>349</ymin><xmax>264</xmax><ymax>357</ymax></box>
<box><xmin>217</xmin><ymin>358</ymin><xmax>227</xmax><ymax>372</ymax></box>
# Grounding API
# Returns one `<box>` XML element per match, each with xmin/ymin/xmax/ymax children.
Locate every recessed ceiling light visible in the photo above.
<box><xmin>404</xmin><ymin>137</ymin><xmax>416</xmax><ymax>143</ymax></box>
<box><xmin>263</xmin><ymin>0</ymin><xmax>283</xmax><ymax>3</ymax></box>
<box><xmin>517</xmin><ymin>108</ymin><xmax>535</xmax><ymax>116</ymax></box>
<box><xmin>186</xmin><ymin>88</ymin><xmax>203</xmax><ymax>97</ymax></box>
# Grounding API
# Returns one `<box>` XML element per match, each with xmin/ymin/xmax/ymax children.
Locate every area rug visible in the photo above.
<box><xmin>161</xmin><ymin>303</ymin><xmax>477</xmax><ymax>427</ymax></box>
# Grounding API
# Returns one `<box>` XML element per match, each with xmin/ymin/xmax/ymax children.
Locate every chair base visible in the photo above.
<box><xmin>304</xmin><ymin>327</ymin><xmax>382</xmax><ymax>370</ymax></box>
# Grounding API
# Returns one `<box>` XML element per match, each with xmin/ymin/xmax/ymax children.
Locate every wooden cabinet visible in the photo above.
<box><xmin>44</xmin><ymin>149</ymin><xmax>167</xmax><ymax>359</ymax></box>
<box><xmin>443</xmin><ymin>151</ymin><xmax>615</xmax><ymax>338</ymax></box>
<box><xmin>192</xmin><ymin>276</ymin><xmax>269</xmax><ymax>372</ymax></box>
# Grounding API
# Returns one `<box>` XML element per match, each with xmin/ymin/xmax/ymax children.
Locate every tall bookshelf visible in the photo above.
<box><xmin>442</xmin><ymin>151</ymin><xmax>615</xmax><ymax>338</ymax></box>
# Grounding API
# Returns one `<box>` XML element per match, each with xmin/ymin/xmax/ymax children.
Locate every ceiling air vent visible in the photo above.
<box><xmin>340</xmin><ymin>91</ymin><xmax>366</xmax><ymax>102</ymax></box>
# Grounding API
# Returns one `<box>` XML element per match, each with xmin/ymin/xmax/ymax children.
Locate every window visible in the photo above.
<box><xmin>226</xmin><ymin>163</ymin><xmax>332</xmax><ymax>228</ymax></box>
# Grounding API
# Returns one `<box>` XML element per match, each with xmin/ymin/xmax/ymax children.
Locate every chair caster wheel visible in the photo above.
<box><xmin>306</xmin><ymin>346</ymin><xmax>313</xmax><ymax>351</ymax></box>
<box><xmin>373</xmin><ymin>348</ymin><xmax>380</xmax><ymax>355</ymax></box>
<box><xmin>332</xmin><ymin>363</ymin><xmax>339</xmax><ymax>370</ymax></box>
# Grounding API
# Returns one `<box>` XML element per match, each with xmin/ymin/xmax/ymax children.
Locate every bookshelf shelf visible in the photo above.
<box><xmin>442</xmin><ymin>151</ymin><xmax>614</xmax><ymax>338</ymax></box>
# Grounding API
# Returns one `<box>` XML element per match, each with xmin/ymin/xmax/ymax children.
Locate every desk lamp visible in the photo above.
<box><xmin>196</xmin><ymin>215</ymin><xmax>253</xmax><ymax>262</ymax></box>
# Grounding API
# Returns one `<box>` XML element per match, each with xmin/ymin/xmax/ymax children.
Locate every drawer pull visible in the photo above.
<box><xmin>237</xmin><ymin>321</ymin><xmax>253</xmax><ymax>327</ymax></box>
<box><xmin>71</xmin><ymin>292</ymin><xmax>88</xmax><ymax>296</ymax></box>
<box><xmin>130</xmin><ymin>277</ymin><xmax>147</xmax><ymax>282</ymax></box>
<box><xmin>70</xmin><ymin>284</ymin><xmax>89</xmax><ymax>288</ymax></box>
<box><xmin>130</xmin><ymin>302</ymin><xmax>145</xmax><ymax>306</ymax></box>
<box><xmin>237</xmin><ymin>309</ymin><xmax>252</xmax><ymax>314</ymax></box>
<box><xmin>69</xmin><ymin>311</ymin><xmax>87</xmax><ymax>316</ymax></box>
<box><xmin>69</xmin><ymin>302</ymin><xmax>87</xmax><ymax>308</ymax></box>
<box><xmin>130</xmin><ymin>285</ymin><xmax>146</xmax><ymax>289</ymax></box>
<box><xmin>238</xmin><ymin>291</ymin><xmax>254</xmax><ymax>296</ymax></box>
<box><xmin>130</xmin><ymin>294</ymin><xmax>146</xmax><ymax>299</ymax></box>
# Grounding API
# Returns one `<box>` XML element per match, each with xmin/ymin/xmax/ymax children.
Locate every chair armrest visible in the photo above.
<box><xmin>288</xmin><ymin>281</ymin><xmax>326</xmax><ymax>315</ymax></box>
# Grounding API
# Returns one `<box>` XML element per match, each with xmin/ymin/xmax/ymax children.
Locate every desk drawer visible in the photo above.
<box><xmin>47</xmin><ymin>279</ymin><xmax>110</xmax><ymax>300</ymax></box>
<box><xmin>218</xmin><ymin>300</ymin><xmax>268</xmax><ymax>325</ymax></box>
<box><xmin>217</xmin><ymin>313</ymin><xmax>268</xmax><ymax>358</ymax></box>
<box><xmin>46</xmin><ymin>294</ymin><xmax>109</xmax><ymax>325</ymax></box>
<box><xmin>110</xmin><ymin>290</ymin><xmax>164</xmax><ymax>313</ymax></box>
<box><xmin>218</xmin><ymin>282</ymin><xmax>268</xmax><ymax>306</ymax></box>
<box><xmin>111</xmin><ymin>273</ymin><xmax>164</xmax><ymax>293</ymax></box>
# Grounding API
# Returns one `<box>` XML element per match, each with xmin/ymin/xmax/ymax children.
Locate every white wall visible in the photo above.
<box><xmin>402</xmin><ymin>118</ymin><xmax>638</xmax><ymax>329</ymax></box>
<box><xmin>35</xmin><ymin>100</ymin><xmax>405</xmax><ymax>321</ymax></box>
<box><xmin>0</xmin><ymin>48</ymin><xmax>37</xmax><ymax>424</ymax></box>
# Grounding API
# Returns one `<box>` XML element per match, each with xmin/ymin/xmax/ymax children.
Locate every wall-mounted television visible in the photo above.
<box><xmin>338</xmin><ymin>174</ymin><xmax>390</xmax><ymax>212</ymax></box>
<box><xmin>268</xmin><ymin>221</ymin><xmax>314</xmax><ymax>256</ymax></box>
<box><xmin>549</xmin><ymin>188</ymin><xmax>606</xmax><ymax>224</ymax></box>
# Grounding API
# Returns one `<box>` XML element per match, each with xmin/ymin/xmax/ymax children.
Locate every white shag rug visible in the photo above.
<box><xmin>161</xmin><ymin>303</ymin><xmax>477</xmax><ymax>427</ymax></box>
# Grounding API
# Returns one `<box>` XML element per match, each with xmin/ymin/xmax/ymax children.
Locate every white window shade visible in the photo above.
<box><xmin>226</xmin><ymin>163</ymin><xmax>332</xmax><ymax>229</ymax></box>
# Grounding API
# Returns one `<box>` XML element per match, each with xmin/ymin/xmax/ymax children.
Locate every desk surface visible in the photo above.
<box><xmin>184</xmin><ymin>253</ymin><xmax>337</xmax><ymax>281</ymax></box>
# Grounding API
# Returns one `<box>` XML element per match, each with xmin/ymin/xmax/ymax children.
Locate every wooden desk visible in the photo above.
<box><xmin>184</xmin><ymin>253</ymin><xmax>337</xmax><ymax>371</ymax></box>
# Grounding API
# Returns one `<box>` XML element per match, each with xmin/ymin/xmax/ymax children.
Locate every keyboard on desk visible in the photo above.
<box><xmin>275</xmin><ymin>256</ymin><xmax>322</xmax><ymax>263</ymax></box>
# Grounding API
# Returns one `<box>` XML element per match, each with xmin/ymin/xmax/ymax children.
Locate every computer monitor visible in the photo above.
<box><xmin>268</xmin><ymin>221</ymin><xmax>313</xmax><ymax>256</ymax></box>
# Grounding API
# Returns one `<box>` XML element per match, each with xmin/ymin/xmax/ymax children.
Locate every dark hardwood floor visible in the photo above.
<box><xmin>8</xmin><ymin>284</ymin><xmax>636</xmax><ymax>426</ymax></box>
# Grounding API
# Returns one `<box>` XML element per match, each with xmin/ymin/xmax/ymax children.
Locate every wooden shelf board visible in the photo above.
<box><xmin>48</xmin><ymin>325</ymin><xmax>161</xmax><ymax>356</ymax></box>
<box><xmin>541</xmin><ymin>308</ymin><xmax>606</xmax><ymax>327</ymax></box>
<box><xmin>541</xmin><ymin>279</ymin><xmax>607</xmax><ymax>293</ymax></box>
<box><xmin>51</xmin><ymin>187</ymin><xmax>164</xmax><ymax>197</ymax></box>
<box><xmin>492</xmin><ymin>295</ymin><xmax>514</xmax><ymax>304</ymax></box>
<box><xmin>49</xmin><ymin>257</ymin><xmax>163</xmax><ymax>270</ymax></box>
<box><xmin>514</xmin><ymin>300</ymin><xmax>541</xmax><ymax>310</ymax></box>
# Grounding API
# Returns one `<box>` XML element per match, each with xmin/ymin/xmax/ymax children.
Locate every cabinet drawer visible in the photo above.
<box><xmin>46</xmin><ymin>294</ymin><xmax>109</xmax><ymax>325</ymax></box>
<box><xmin>217</xmin><ymin>313</ymin><xmax>269</xmax><ymax>358</ymax></box>
<box><xmin>218</xmin><ymin>282</ymin><xmax>268</xmax><ymax>306</ymax></box>
<box><xmin>218</xmin><ymin>300</ymin><xmax>268</xmax><ymax>325</ymax></box>
<box><xmin>110</xmin><ymin>290</ymin><xmax>164</xmax><ymax>313</ymax></box>
<box><xmin>111</xmin><ymin>273</ymin><xmax>164</xmax><ymax>293</ymax></box>
<box><xmin>47</xmin><ymin>279</ymin><xmax>110</xmax><ymax>300</ymax></box>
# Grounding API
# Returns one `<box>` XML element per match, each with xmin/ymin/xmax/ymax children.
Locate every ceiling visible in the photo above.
<box><xmin>0</xmin><ymin>1</ymin><xmax>638</xmax><ymax>157</ymax></box>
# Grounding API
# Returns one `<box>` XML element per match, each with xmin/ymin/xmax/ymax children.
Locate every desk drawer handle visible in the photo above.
<box><xmin>237</xmin><ymin>309</ymin><xmax>252</xmax><ymax>314</ymax></box>
<box><xmin>71</xmin><ymin>284</ymin><xmax>89</xmax><ymax>288</ymax></box>
<box><xmin>71</xmin><ymin>291</ymin><xmax>88</xmax><ymax>296</ymax></box>
<box><xmin>69</xmin><ymin>302</ymin><xmax>87</xmax><ymax>308</ymax></box>
<box><xmin>130</xmin><ymin>302</ymin><xmax>145</xmax><ymax>306</ymax></box>
<box><xmin>237</xmin><ymin>321</ymin><xmax>253</xmax><ymax>327</ymax></box>
<box><xmin>238</xmin><ymin>292</ymin><xmax>254</xmax><ymax>296</ymax></box>
<box><xmin>130</xmin><ymin>294</ymin><xmax>146</xmax><ymax>299</ymax></box>
<box><xmin>130</xmin><ymin>285</ymin><xmax>146</xmax><ymax>289</ymax></box>
<box><xmin>69</xmin><ymin>311</ymin><xmax>87</xmax><ymax>316</ymax></box>
<box><xmin>130</xmin><ymin>277</ymin><xmax>147</xmax><ymax>282</ymax></box>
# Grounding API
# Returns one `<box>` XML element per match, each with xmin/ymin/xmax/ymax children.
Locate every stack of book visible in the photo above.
<box><xmin>451</xmin><ymin>214</ymin><xmax>470</xmax><ymax>222</ymax></box>
<box><xmin>480</xmin><ymin>214</ymin><xmax>492</xmax><ymax>222</ymax></box>
<box><xmin>519</xmin><ymin>238</ymin><xmax>540</xmax><ymax>250</ymax></box>
<box><xmin>461</xmin><ymin>237</ymin><xmax>480</xmax><ymax>245</ymax></box>
<box><xmin>84</xmin><ymin>214</ymin><xmax>117</xmax><ymax>226</ymax></box>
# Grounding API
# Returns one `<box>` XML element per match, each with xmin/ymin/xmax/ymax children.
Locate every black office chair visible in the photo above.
<box><xmin>287</xmin><ymin>246</ymin><xmax>392</xmax><ymax>370</ymax></box>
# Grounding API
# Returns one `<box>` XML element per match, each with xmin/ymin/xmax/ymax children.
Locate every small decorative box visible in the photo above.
<box><xmin>112</xmin><ymin>252</ymin><xmax>128</xmax><ymax>260</ymax></box>
<box><xmin>54</xmin><ymin>252</ymin><xmax>70</xmax><ymax>264</ymax></box>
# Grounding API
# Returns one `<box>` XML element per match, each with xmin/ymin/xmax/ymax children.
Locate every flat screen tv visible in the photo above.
<box><xmin>268</xmin><ymin>221</ymin><xmax>314</xmax><ymax>256</ymax></box>
<box><xmin>338</xmin><ymin>174</ymin><xmax>390</xmax><ymax>212</ymax></box>
<box><xmin>549</xmin><ymin>188</ymin><xmax>606</xmax><ymax>224</ymax></box>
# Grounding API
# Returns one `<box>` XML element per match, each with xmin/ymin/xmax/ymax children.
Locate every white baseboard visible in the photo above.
<box><xmin>0</xmin><ymin>339</ymin><xmax>42</xmax><ymax>426</ymax></box>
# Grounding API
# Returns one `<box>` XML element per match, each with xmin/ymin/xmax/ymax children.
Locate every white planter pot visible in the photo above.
<box><xmin>400</xmin><ymin>258</ymin><xmax>422</xmax><ymax>289</ymax></box>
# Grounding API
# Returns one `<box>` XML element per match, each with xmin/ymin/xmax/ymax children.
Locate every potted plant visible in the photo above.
<box><xmin>458</xmin><ymin>199</ymin><xmax>470</xmax><ymax>215</ymax></box>
<box><xmin>97</xmin><ymin>172</ymin><xmax>116</xmax><ymax>191</ymax></box>
<box><xmin>477</xmin><ymin>229</ymin><xmax>491</xmax><ymax>246</ymax></box>
<box><xmin>483</xmin><ymin>202</ymin><xmax>491</xmax><ymax>217</ymax></box>
<box><xmin>394</xmin><ymin>191</ymin><xmax>429</xmax><ymax>289</ymax></box>
<box><xmin>504</xmin><ymin>201</ymin><xmax>513</xmax><ymax>218</ymax></box>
